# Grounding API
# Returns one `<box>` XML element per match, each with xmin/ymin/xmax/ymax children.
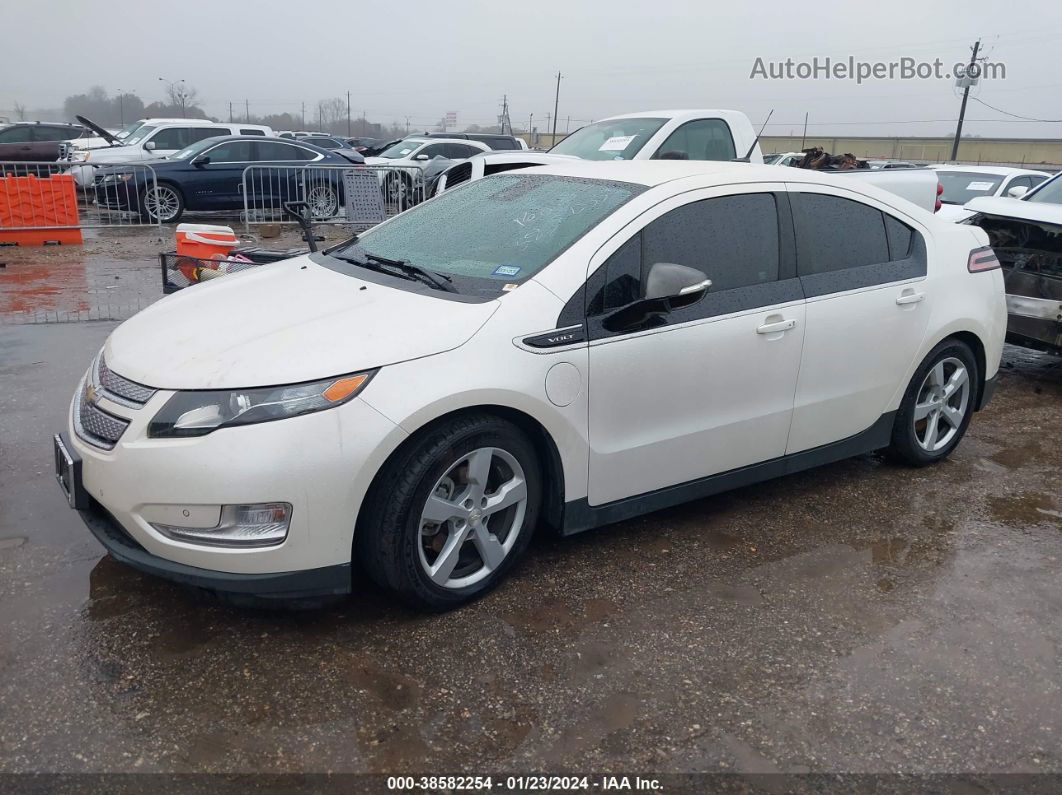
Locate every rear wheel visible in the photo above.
<box><xmin>357</xmin><ymin>414</ymin><xmax>541</xmax><ymax>611</ymax></box>
<box><xmin>889</xmin><ymin>339</ymin><xmax>978</xmax><ymax>466</ymax></box>
<box><xmin>140</xmin><ymin>183</ymin><xmax>184</xmax><ymax>223</ymax></box>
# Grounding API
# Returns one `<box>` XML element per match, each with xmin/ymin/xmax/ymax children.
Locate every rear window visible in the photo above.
<box><xmin>936</xmin><ymin>171</ymin><xmax>1004</xmax><ymax>205</ymax></box>
<box><xmin>240</xmin><ymin>128</ymin><xmax>266</xmax><ymax>136</ymax></box>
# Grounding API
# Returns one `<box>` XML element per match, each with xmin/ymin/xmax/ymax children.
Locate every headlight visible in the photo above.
<box><xmin>101</xmin><ymin>173</ymin><xmax>133</xmax><ymax>184</ymax></box>
<box><xmin>148</xmin><ymin>371</ymin><xmax>376</xmax><ymax>438</ymax></box>
<box><xmin>71</xmin><ymin>150</ymin><xmax>90</xmax><ymax>162</ymax></box>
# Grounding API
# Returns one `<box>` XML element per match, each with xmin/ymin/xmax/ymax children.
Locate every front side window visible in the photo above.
<box><xmin>936</xmin><ymin>171</ymin><xmax>1005</xmax><ymax>205</ymax></box>
<box><xmin>589</xmin><ymin>194</ymin><xmax>780</xmax><ymax>314</ymax></box>
<box><xmin>337</xmin><ymin>174</ymin><xmax>644</xmax><ymax>294</ymax></box>
<box><xmin>147</xmin><ymin>127</ymin><xmax>189</xmax><ymax>150</ymax></box>
<box><xmin>650</xmin><ymin>119</ymin><xmax>736</xmax><ymax>161</ymax></box>
<box><xmin>124</xmin><ymin>125</ymin><xmax>157</xmax><ymax>146</ymax></box>
<box><xmin>549</xmin><ymin>117</ymin><xmax>667</xmax><ymax>161</ymax></box>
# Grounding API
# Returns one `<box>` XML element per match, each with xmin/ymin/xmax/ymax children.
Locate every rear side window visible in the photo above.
<box><xmin>240</xmin><ymin>128</ymin><xmax>266</xmax><ymax>136</ymax></box>
<box><xmin>483</xmin><ymin>162</ymin><xmax>538</xmax><ymax>176</ymax></box>
<box><xmin>884</xmin><ymin>215</ymin><xmax>914</xmax><ymax>260</ymax></box>
<box><xmin>482</xmin><ymin>137</ymin><xmax>517</xmax><ymax>150</ymax></box>
<box><xmin>188</xmin><ymin>127</ymin><xmax>225</xmax><ymax>145</ymax></box>
<box><xmin>443</xmin><ymin>162</ymin><xmax>473</xmax><ymax>188</ymax></box>
<box><xmin>792</xmin><ymin>193</ymin><xmax>889</xmax><ymax>275</ymax></box>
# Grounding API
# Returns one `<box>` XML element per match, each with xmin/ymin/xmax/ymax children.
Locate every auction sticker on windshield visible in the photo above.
<box><xmin>598</xmin><ymin>135</ymin><xmax>636</xmax><ymax>151</ymax></box>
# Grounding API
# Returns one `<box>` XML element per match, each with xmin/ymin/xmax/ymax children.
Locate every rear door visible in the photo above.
<box><xmin>586</xmin><ymin>184</ymin><xmax>805</xmax><ymax>505</ymax></box>
<box><xmin>785</xmin><ymin>185</ymin><xmax>931</xmax><ymax>453</ymax></box>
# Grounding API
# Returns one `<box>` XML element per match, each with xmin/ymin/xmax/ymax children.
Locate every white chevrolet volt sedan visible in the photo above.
<box><xmin>55</xmin><ymin>162</ymin><xmax>1006</xmax><ymax>610</ymax></box>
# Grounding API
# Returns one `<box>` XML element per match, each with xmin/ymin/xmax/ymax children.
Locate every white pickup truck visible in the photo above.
<box><xmin>541</xmin><ymin>110</ymin><xmax>941</xmax><ymax>212</ymax></box>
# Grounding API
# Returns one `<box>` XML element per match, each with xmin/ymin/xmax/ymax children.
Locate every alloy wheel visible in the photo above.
<box><xmin>144</xmin><ymin>186</ymin><xmax>179</xmax><ymax>222</ymax></box>
<box><xmin>417</xmin><ymin>447</ymin><xmax>528</xmax><ymax>590</ymax></box>
<box><xmin>306</xmin><ymin>185</ymin><xmax>338</xmax><ymax>219</ymax></box>
<box><xmin>913</xmin><ymin>357</ymin><xmax>970</xmax><ymax>453</ymax></box>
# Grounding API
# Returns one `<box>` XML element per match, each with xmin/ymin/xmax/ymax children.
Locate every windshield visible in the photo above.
<box><xmin>115</xmin><ymin>121</ymin><xmax>145</xmax><ymax>140</ymax></box>
<box><xmin>549</xmin><ymin>117</ymin><xmax>667</xmax><ymax>161</ymax></box>
<box><xmin>763</xmin><ymin>154</ymin><xmax>783</xmax><ymax>164</ymax></box>
<box><xmin>936</xmin><ymin>171</ymin><xmax>1004</xmax><ymax>204</ymax></box>
<box><xmin>334</xmin><ymin>174</ymin><xmax>643</xmax><ymax>294</ymax></box>
<box><xmin>378</xmin><ymin>139</ymin><xmax>426</xmax><ymax>159</ymax></box>
<box><xmin>124</xmin><ymin>125</ymin><xmax>156</xmax><ymax>146</ymax></box>
<box><xmin>1026</xmin><ymin>174</ymin><xmax>1062</xmax><ymax>205</ymax></box>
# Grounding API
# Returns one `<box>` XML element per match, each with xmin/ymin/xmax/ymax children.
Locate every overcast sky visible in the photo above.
<box><xmin>3</xmin><ymin>0</ymin><xmax>1061</xmax><ymax>138</ymax></box>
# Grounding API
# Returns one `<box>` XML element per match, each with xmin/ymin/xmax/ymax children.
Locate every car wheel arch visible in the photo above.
<box><xmin>356</xmin><ymin>404</ymin><xmax>566</xmax><ymax>549</ymax></box>
<box><xmin>895</xmin><ymin>327</ymin><xmax>989</xmax><ymax>415</ymax></box>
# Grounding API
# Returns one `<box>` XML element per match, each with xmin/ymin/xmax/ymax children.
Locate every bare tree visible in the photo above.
<box><xmin>13</xmin><ymin>101</ymin><xmax>26</xmax><ymax>121</ymax></box>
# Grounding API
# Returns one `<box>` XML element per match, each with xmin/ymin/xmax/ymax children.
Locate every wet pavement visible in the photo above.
<box><xmin>1</xmin><ymin>237</ymin><xmax>1061</xmax><ymax>779</ymax></box>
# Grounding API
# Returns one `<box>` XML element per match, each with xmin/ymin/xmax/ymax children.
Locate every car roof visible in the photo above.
<box><xmin>512</xmin><ymin>160</ymin><xmax>856</xmax><ymax>187</ymax></box>
<box><xmin>930</xmin><ymin>164</ymin><xmax>1050</xmax><ymax>177</ymax></box>
<box><xmin>597</xmin><ymin>108</ymin><xmax>750</xmax><ymax>124</ymax></box>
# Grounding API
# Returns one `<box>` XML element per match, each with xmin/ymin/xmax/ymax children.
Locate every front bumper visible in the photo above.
<box><xmin>79</xmin><ymin>494</ymin><xmax>351</xmax><ymax>602</ymax></box>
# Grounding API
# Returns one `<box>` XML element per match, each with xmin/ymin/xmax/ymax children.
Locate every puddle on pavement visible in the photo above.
<box><xmin>988</xmin><ymin>492</ymin><xmax>1062</xmax><ymax>528</ymax></box>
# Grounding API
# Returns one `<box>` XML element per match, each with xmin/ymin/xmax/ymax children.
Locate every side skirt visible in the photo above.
<box><xmin>560</xmin><ymin>411</ymin><xmax>897</xmax><ymax>536</ymax></box>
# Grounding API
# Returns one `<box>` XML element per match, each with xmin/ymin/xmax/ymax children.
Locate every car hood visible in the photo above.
<box><xmin>104</xmin><ymin>255</ymin><xmax>498</xmax><ymax>390</ymax></box>
<box><xmin>963</xmin><ymin>196</ymin><xmax>1062</xmax><ymax>227</ymax></box>
<box><xmin>363</xmin><ymin>156</ymin><xmax>409</xmax><ymax>166</ymax></box>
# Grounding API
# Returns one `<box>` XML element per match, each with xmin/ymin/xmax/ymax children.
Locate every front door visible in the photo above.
<box><xmin>191</xmin><ymin>140</ymin><xmax>257</xmax><ymax>209</ymax></box>
<box><xmin>586</xmin><ymin>186</ymin><xmax>805</xmax><ymax>506</ymax></box>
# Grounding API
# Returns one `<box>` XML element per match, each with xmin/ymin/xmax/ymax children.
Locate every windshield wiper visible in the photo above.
<box><xmin>332</xmin><ymin>246</ymin><xmax>456</xmax><ymax>292</ymax></box>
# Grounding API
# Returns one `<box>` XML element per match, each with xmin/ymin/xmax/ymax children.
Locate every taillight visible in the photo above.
<box><xmin>968</xmin><ymin>245</ymin><xmax>1000</xmax><ymax>272</ymax></box>
<box><xmin>934</xmin><ymin>182</ymin><xmax>943</xmax><ymax>213</ymax></box>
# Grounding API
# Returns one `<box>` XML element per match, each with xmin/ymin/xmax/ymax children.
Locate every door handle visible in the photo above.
<box><xmin>895</xmin><ymin>291</ymin><xmax>925</xmax><ymax>306</ymax></box>
<box><xmin>756</xmin><ymin>318</ymin><xmax>796</xmax><ymax>334</ymax></box>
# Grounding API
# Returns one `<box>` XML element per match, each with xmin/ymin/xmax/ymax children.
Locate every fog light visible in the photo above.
<box><xmin>150</xmin><ymin>502</ymin><xmax>292</xmax><ymax>547</ymax></box>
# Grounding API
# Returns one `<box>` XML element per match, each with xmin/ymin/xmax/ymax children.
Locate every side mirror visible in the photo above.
<box><xmin>415</xmin><ymin>154</ymin><xmax>430</xmax><ymax>161</ymax></box>
<box><xmin>144</xmin><ymin>141</ymin><xmax>156</xmax><ymax>151</ymax></box>
<box><xmin>1006</xmin><ymin>185</ymin><xmax>1029</xmax><ymax>198</ymax></box>
<box><xmin>604</xmin><ymin>263</ymin><xmax>711</xmax><ymax>332</ymax></box>
<box><xmin>191</xmin><ymin>155</ymin><xmax>210</xmax><ymax>166</ymax></box>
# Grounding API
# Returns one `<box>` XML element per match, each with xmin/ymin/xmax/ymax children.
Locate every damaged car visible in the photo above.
<box><xmin>963</xmin><ymin>173</ymin><xmax>1062</xmax><ymax>354</ymax></box>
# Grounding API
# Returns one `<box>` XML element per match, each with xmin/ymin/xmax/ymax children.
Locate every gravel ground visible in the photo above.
<box><xmin>0</xmin><ymin>234</ymin><xmax>1060</xmax><ymax>788</ymax></box>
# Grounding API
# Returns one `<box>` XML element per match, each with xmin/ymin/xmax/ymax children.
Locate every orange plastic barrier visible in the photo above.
<box><xmin>0</xmin><ymin>174</ymin><xmax>82</xmax><ymax>246</ymax></box>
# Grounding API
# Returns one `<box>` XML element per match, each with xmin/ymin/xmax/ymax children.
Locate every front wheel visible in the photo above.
<box><xmin>140</xmin><ymin>183</ymin><xmax>184</xmax><ymax>224</ymax></box>
<box><xmin>357</xmin><ymin>414</ymin><xmax>542</xmax><ymax>611</ymax></box>
<box><xmin>888</xmin><ymin>339</ymin><xmax>979</xmax><ymax>466</ymax></box>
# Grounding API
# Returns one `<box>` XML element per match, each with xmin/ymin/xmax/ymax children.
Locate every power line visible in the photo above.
<box><xmin>970</xmin><ymin>96</ymin><xmax>1062</xmax><ymax>123</ymax></box>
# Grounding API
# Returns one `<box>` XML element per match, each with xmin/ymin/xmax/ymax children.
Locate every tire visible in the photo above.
<box><xmin>384</xmin><ymin>172</ymin><xmax>412</xmax><ymax>209</ymax></box>
<box><xmin>140</xmin><ymin>183</ymin><xmax>184</xmax><ymax>224</ymax></box>
<box><xmin>357</xmin><ymin>414</ymin><xmax>542</xmax><ymax>611</ymax></box>
<box><xmin>888</xmin><ymin>339</ymin><xmax>979</xmax><ymax>466</ymax></box>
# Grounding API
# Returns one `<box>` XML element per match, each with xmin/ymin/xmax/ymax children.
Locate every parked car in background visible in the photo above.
<box><xmin>931</xmin><ymin>165</ymin><xmax>1051</xmax><ymax>222</ymax></box>
<box><xmin>763</xmin><ymin>152</ymin><xmax>804</xmax><ymax>166</ymax></box>
<box><xmin>67</xmin><ymin>120</ymin><xmax>275</xmax><ymax>186</ymax></box>
<box><xmin>425</xmin><ymin>132</ymin><xmax>528</xmax><ymax>150</ymax></box>
<box><xmin>868</xmin><ymin>160</ymin><xmax>919</xmax><ymax>170</ymax></box>
<box><xmin>364</xmin><ymin>137</ymin><xmax>492</xmax><ymax>203</ymax></box>
<box><xmin>963</xmin><ymin>172</ymin><xmax>1062</xmax><ymax>353</ymax></box>
<box><xmin>295</xmin><ymin>135</ymin><xmax>366</xmax><ymax>163</ymax></box>
<box><xmin>0</xmin><ymin>121</ymin><xmax>93</xmax><ymax>162</ymax></box>
<box><xmin>431</xmin><ymin>150</ymin><xmax>577</xmax><ymax>195</ymax></box>
<box><xmin>75</xmin><ymin>117</ymin><xmax>207</xmax><ymax>150</ymax></box>
<box><xmin>57</xmin><ymin>161</ymin><xmax>1004</xmax><ymax>610</ymax></box>
<box><xmin>93</xmin><ymin>136</ymin><xmax>353</xmax><ymax>223</ymax></box>
<box><xmin>345</xmin><ymin>137</ymin><xmax>385</xmax><ymax>154</ymax></box>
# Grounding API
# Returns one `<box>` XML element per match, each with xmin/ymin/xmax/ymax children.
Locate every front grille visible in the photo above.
<box><xmin>96</xmin><ymin>354</ymin><xmax>156</xmax><ymax>407</ymax></box>
<box><xmin>74</xmin><ymin>379</ymin><xmax>130</xmax><ymax>450</ymax></box>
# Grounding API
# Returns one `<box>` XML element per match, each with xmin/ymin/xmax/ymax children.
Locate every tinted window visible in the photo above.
<box><xmin>419</xmin><ymin>144</ymin><xmax>451</xmax><ymax>159</ymax></box>
<box><xmin>0</xmin><ymin>126</ymin><xmax>31</xmax><ymax>142</ymax></box>
<box><xmin>204</xmin><ymin>141</ymin><xmax>256</xmax><ymax>162</ymax></box>
<box><xmin>590</xmin><ymin>194</ymin><xmax>780</xmax><ymax>314</ymax></box>
<box><xmin>444</xmin><ymin>143</ymin><xmax>481</xmax><ymax>159</ymax></box>
<box><xmin>884</xmin><ymin>215</ymin><xmax>914</xmax><ymax>260</ymax></box>
<box><xmin>255</xmin><ymin>141</ymin><xmax>306</xmax><ymax>161</ymax></box>
<box><xmin>483</xmin><ymin>162</ymin><xmax>538</xmax><ymax>176</ymax></box>
<box><xmin>650</xmin><ymin>119</ymin><xmax>736</xmax><ymax>161</ymax></box>
<box><xmin>793</xmin><ymin>194</ymin><xmax>889</xmax><ymax>275</ymax></box>
<box><xmin>35</xmin><ymin>126</ymin><xmax>78</xmax><ymax>142</ymax></box>
<box><xmin>1028</xmin><ymin>175</ymin><xmax>1048</xmax><ymax>189</ymax></box>
<box><xmin>240</xmin><ymin>128</ymin><xmax>266</xmax><ymax>136</ymax></box>
<box><xmin>150</xmin><ymin>127</ymin><xmax>190</xmax><ymax>150</ymax></box>
<box><xmin>188</xmin><ymin>127</ymin><xmax>224</xmax><ymax>145</ymax></box>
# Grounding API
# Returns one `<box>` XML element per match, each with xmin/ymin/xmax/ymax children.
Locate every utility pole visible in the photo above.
<box><xmin>228</xmin><ymin>101</ymin><xmax>233</xmax><ymax>123</ymax></box>
<box><xmin>346</xmin><ymin>91</ymin><xmax>351</xmax><ymax>137</ymax></box>
<box><xmin>800</xmin><ymin>112</ymin><xmax>808</xmax><ymax>150</ymax></box>
<box><xmin>301</xmin><ymin>102</ymin><xmax>306</xmax><ymax>128</ymax></box>
<box><xmin>950</xmin><ymin>39</ymin><xmax>981</xmax><ymax>162</ymax></box>
<box><xmin>527</xmin><ymin>112</ymin><xmax>533</xmax><ymax>134</ymax></box>
<box><xmin>245</xmin><ymin>99</ymin><xmax>250</xmax><ymax>123</ymax></box>
<box><xmin>405</xmin><ymin>116</ymin><xmax>411</xmax><ymax>134</ymax></box>
<box><xmin>117</xmin><ymin>89</ymin><xmax>125</xmax><ymax>125</ymax></box>
<box><xmin>551</xmin><ymin>71</ymin><xmax>562</xmax><ymax>140</ymax></box>
<box><xmin>565</xmin><ymin>115</ymin><xmax>570</xmax><ymax>133</ymax></box>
